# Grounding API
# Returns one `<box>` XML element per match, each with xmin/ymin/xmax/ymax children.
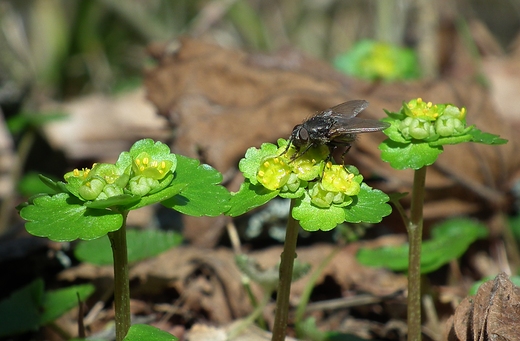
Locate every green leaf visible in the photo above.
<box><xmin>0</xmin><ymin>279</ymin><xmax>44</xmax><ymax>337</ymax></box>
<box><xmin>343</xmin><ymin>183</ymin><xmax>392</xmax><ymax>223</ymax></box>
<box><xmin>356</xmin><ymin>218</ymin><xmax>488</xmax><ymax>273</ymax></box>
<box><xmin>419</xmin><ymin>218</ymin><xmax>488</xmax><ymax>273</ymax></box>
<box><xmin>0</xmin><ymin>279</ymin><xmax>95</xmax><ymax>337</ymax></box>
<box><xmin>7</xmin><ymin>111</ymin><xmax>67</xmax><ymax>134</ymax></box>
<box><xmin>428</xmin><ymin>134</ymin><xmax>473</xmax><ymax>146</ymax></box>
<box><xmin>18</xmin><ymin>173</ymin><xmax>58</xmax><ymax>196</ymax></box>
<box><xmin>226</xmin><ymin>179</ymin><xmax>279</xmax><ymax>217</ymax></box>
<box><xmin>84</xmin><ymin>194</ymin><xmax>141</xmax><ymax>209</ymax></box>
<box><xmin>296</xmin><ymin>317</ymin><xmax>327</xmax><ymax>341</ymax></box>
<box><xmin>124</xmin><ymin>324</ymin><xmax>177</xmax><ymax>341</ymax></box>
<box><xmin>75</xmin><ymin>230</ymin><xmax>183</xmax><ymax>265</ymax></box>
<box><xmin>289</xmin><ymin>183</ymin><xmax>390</xmax><ymax>232</ymax></box>
<box><xmin>292</xmin><ymin>191</ymin><xmax>347</xmax><ymax>231</ymax></box>
<box><xmin>468</xmin><ymin>128</ymin><xmax>508</xmax><ymax>145</ymax></box>
<box><xmin>161</xmin><ymin>155</ymin><xmax>231</xmax><ymax>216</ymax></box>
<box><xmin>379</xmin><ymin>139</ymin><xmax>443</xmax><ymax>170</ymax></box>
<box><xmin>509</xmin><ymin>214</ymin><xmax>520</xmax><ymax>241</ymax></box>
<box><xmin>38</xmin><ymin>174</ymin><xmax>66</xmax><ymax>194</ymax></box>
<box><xmin>20</xmin><ymin>193</ymin><xmax>123</xmax><ymax>241</ymax></box>
<box><xmin>41</xmin><ymin>284</ymin><xmax>95</xmax><ymax>325</ymax></box>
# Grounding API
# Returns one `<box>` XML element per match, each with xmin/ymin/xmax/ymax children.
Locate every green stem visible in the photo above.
<box><xmin>407</xmin><ymin>166</ymin><xmax>427</xmax><ymax>341</ymax></box>
<box><xmin>108</xmin><ymin>212</ymin><xmax>131</xmax><ymax>341</ymax></box>
<box><xmin>271</xmin><ymin>199</ymin><xmax>299</xmax><ymax>341</ymax></box>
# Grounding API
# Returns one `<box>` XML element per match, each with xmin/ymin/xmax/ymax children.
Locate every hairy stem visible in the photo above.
<box><xmin>108</xmin><ymin>212</ymin><xmax>131</xmax><ymax>341</ymax></box>
<box><xmin>407</xmin><ymin>166</ymin><xmax>427</xmax><ymax>341</ymax></box>
<box><xmin>271</xmin><ymin>199</ymin><xmax>298</xmax><ymax>341</ymax></box>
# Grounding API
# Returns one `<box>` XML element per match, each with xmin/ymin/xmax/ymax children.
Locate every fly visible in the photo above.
<box><xmin>284</xmin><ymin>100</ymin><xmax>390</xmax><ymax>160</ymax></box>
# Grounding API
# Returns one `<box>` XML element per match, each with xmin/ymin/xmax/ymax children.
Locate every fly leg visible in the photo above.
<box><xmin>339</xmin><ymin>145</ymin><xmax>352</xmax><ymax>166</ymax></box>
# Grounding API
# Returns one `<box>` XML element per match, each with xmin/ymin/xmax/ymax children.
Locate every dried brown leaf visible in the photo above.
<box><xmin>444</xmin><ymin>272</ymin><xmax>520</xmax><ymax>341</ymax></box>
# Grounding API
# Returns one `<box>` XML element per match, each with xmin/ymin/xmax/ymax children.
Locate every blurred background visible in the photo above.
<box><xmin>1</xmin><ymin>0</ymin><xmax>520</xmax><ymax>340</ymax></box>
<box><xmin>1</xmin><ymin>0</ymin><xmax>519</xmax><ymax>99</ymax></box>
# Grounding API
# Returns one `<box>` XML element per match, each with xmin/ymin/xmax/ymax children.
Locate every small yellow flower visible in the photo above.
<box><xmin>256</xmin><ymin>156</ymin><xmax>292</xmax><ymax>190</ymax></box>
<box><xmin>132</xmin><ymin>152</ymin><xmax>173</xmax><ymax>180</ymax></box>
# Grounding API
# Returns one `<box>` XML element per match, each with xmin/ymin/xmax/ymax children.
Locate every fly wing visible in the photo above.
<box><xmin>319</xmin><ymin>100</ymin><xmax>369</xmax><ymax>119</ymax></box>
<box><xmin>328</xmin><ymin>117</ymin><xmax>390</xmax><ymax>137</ymax></box>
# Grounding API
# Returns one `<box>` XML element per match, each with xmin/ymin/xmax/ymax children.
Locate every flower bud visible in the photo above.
<box><xmin>79</xmin><ymin>177</ymin><xmax>105</xmax><ymax>201</ymax></box>
<box><xmin>281</xmin><ymin>173</ymin><xmax>302</xmax><ymax>193</ymax></box>
<box><xmin>309</xmin><ymin>182</ymin><xmax>335</xmax><ymax>208</ymax></box>
<box><xmin>443</xmin><ymin>105</ymin><xmax>466</xmax><ymax>120</ymax></box>
<box><xmin>102</xmin><ymin>183</ymin><xmax>124</xmax><ymax>198</ymax></box>
<box><xmin>435</xmin><ymin>115</ymin><xmax>465</xmax><ymax>137</ymax></box>
<box><xmin>399</xmin><ymin>117</ymin><xmax>435</xmax><ymax>140</ymax></box>
<box><xmin>129</xmin><ymin>175</ymin><xmax>159</xmax><ymax>196</ymax></box>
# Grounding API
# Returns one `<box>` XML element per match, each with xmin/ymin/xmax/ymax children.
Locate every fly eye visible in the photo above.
<box><xmin>298</xmin><ymin>127</ymin><xmax>309</xmax><ymax>141</ymax></box>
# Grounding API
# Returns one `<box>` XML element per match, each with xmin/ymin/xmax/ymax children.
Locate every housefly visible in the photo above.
<box><xmin>284</xmin><ymin>100</ymin><xmax>390</xmax><ymax>160</ymax></box>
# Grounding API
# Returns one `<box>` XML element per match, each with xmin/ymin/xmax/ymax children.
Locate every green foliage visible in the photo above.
<box><xmin>70</xmin><ymin>324</ymin><xmax>179</xmax><ymax>341</ymax></box>
<box><xmin>356</xmin><ymin>218</ymin><xmax>489</xmax><ymax>273</ymax></box>
<box><xmin>19</xmin><ymin>139</ymin><xmax>231</xmax><ymax>242</ymax></box>
<box><xmin>226</xmin><ymin>180</ymin><xmax>280</xmax><ymax>217</ymax></box>
<box><xmin>508</xmin><ymin>214</ymin><xmax>520</xmax><ymax>241</ymax></box>
<box><xmin>7</xmin><ymin>111</ymin><xmax>67</xmax><ymax>134</ymax></box>
<box><xmin>379</xmin><ymin>98</ymin><xmax>507</xmax><ymax>170</ymax></box>
<box><xmin>18</xmin><ymin>172</ymin><xmax>58</xmax><ymax>196</ymax></box>
<box><xmin>21</xmin><ymin>193</ymin><xmax>124</xmax><ymax>241</ymax></box>
<box><xmin>296</xmin><ymin>317</ymin><xmax>376</xmax><ymax>341</ymax></box>
<box><xmin>123</xmin><ymin>324</ymin><xmax>178</xmax><ymax>341</ymax></box>
<box><xmin>327</xmin><ymin>331</ymin><xmax>381</xmax><ymax>341</ymax></box>
<box><xmin>161</xmin><ymin>155</ymin><xmax>231</xmax><ymax>216</ymax></box>
<box><xmin>379</xmin><ymin>139</ymin><xmax>443</xmax><ymax>170</ymax></box>
<box><xmin>75</xmin><ymin>230</ymin><xmax>183</xmax><ymax>265</ymax></box>
<box><xmin>334</xmin><ymin>39</ymin><xmax>420</xmax><ymax>81</ymax></box>
<box><xmin>40</xmin><ymin>283</ymin><xmax>95</xmax><ymax>325</ymax></box>
<box><xmin>228</xmin><ymin>139</ymin><xmax>391</xmax><ymax>231</ymax></box>
<box><xmin>0</xmin><ymin>279</ymin><xmax>94</xmax><ymax>337</ymax></box>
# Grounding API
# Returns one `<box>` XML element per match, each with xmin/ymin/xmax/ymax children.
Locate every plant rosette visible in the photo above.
<box><xmin>227</xmin><ymin>139</ymin><xmax>391</xmax><ymax>231</ymax></box>
<box><xmin>18</xmin><ymin>139</ymin><xmax>231</xmax><ymax>242</ymax></box>
<box><xmin>379</xmin><ymin>98</ymin><xmax>508</xmax><ymax>170</ymax></box>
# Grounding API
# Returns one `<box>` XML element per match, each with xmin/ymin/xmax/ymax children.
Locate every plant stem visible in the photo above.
<box><xmin>271</xmin><ymin>199</ymin><xmax>298</xmax><ymax>341</ymax></box>
<box><xmin>407</xmin><ymin>166</ymin><xmax>427</xmax><ymax>341</ymax></box>
<box><xmin>108</xmin><ymin>212</ymin><xmax>131</xmax><ymax>341</ymax></box>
